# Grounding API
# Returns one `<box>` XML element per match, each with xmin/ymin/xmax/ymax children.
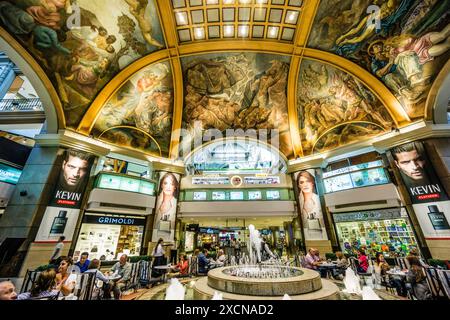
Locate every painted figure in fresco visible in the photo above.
<box><xmin>384</xmin><ymin>24</ymin><xmax>450</xmax><ymax>87</ymax></box>
<box><xmin>65</xmin><ymin>56</ymin><xmax>110</xmax><ymax>97</ymax></box>
<box><xmin>369</xmin><ymin>40</ymin><xmax>411</xmax><ymax>97</ymax></box>
<box><xmin>335</xmin><ymin>0</ymin><xmax>414</xmax><ymax>56</ymax></box>
<box><xmin>125</xmin><ymin>0</ymin><xmax>163</xmax><ymax>48</ymax></box>
<box><xmin>16</xmin><ymin>0</ymin><xmax>70</xmax><ymax>30</ymax></box>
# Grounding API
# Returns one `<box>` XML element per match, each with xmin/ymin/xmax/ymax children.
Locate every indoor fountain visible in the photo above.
<box><xmin>192</xmin><ymin>224</ymin><xmax>340</xmax><ymax>300</ymax></box>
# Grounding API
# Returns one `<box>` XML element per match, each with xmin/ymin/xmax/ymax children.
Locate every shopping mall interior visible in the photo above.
<box><xmin>0</xmin><ymin>0</ymin><xmax>449</xmax><ymax>302</ymax></box>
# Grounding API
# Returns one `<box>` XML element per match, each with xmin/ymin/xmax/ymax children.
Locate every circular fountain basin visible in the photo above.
<box><xmin>193</xmin><ymin>266</ymin><xmax>339</xmax><ymax>299</ymax></box>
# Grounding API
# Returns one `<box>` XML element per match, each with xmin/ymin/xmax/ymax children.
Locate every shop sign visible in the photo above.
<box><xmin>84</xmin><ymin>215</ymin><xmax>146</xmax><ymax>226</ymax></box>
<box><xmin>333</xmin><ymin>208</ymin><xmax>402</xmax><ymax>223</ymax></box>
<box><xmin>0</xmin><ymin>163</ymin><xmax>22</xmax><ymax>185</ymax></box>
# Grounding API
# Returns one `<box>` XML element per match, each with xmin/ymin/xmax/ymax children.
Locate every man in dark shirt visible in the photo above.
<box><xmin>197</xmin><ymin>249</ymin><xmax>210</xmax><ymax>274</ymax></box>
<box><xmin>75</xmin><ymin>252</ymin><xmax>90</xmax><ymax>273</ymax></box>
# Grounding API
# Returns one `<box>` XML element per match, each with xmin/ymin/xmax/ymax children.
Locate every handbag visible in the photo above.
<box><xmin>307</xmin><ymin>218</ymin><xmax>321</xmax><ymax>230</ymax></box>
<box><xmin>159</xmin><ymin>220</ymin><xmax>171</xmax><ymax>231</ymax></box>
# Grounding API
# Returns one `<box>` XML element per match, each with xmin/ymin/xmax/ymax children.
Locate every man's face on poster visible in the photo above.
<box><xmin>62</xmin><ymin>155</ymin><xmax>89</xmax><ymax>188</ymax></box>
<box><xmin>395</xmin><ymin>149</ymin><xmax>426</xmax><ymax>181</ymax></box>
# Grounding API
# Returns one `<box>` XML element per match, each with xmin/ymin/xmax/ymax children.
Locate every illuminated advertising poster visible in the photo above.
<box><xmin>391</xmin><ymin>142</ymin><xmax>448</xmax><ymax>204</ymax></box>
<box><xmin>49</xmin><ymin>149</ymin><xmax>95</xmax><ymax>209</ymax></box>
<box><xmin>152</xmin><ymin>172</ymin><xmax>180</xmax><ymax>243</ymax></box>
<box><xmin>36</xmin><ymin>149</ymin><xmax>94</xmax><ymax>242</ymax></box>
<box><xmin>35</xmin><ymin>207</ymin><xmax>80</xmax><ymax>241</ymax></box>
<box><xmin>295</xmin><ymin>170</ymin><xmax>328</xmax><ymax>240</ymax></box>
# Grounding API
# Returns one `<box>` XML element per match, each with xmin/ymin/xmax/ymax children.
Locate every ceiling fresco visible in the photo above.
<box><xmin>180</xmin><ymin>52</ymin><xmax>294</xmax><ymax>159</ymax></box>
<box><xmin>0</xmin><ymin>0</ymin><xmax>448</xmax><ymax>162</ymax></box>
<box><xmin>0</xmin><ymin>0</ymin><xmax>165</xmax><ymax>126</ymax></box>
<box><xmin>297</xmin><ymin>59</ymin><xmax>393</xmax><ymax>155</ymax></box>
<box><xmin>308</xmin><ymin>0</ymin><xmax>450</xmax><ymax>119</ymax></box>
<box><xmin>92</xmin><ymin>61</ymin><xmax>173</xmax><ymax>157</ymax></box>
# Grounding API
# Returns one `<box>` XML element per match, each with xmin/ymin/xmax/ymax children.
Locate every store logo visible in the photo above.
<box><xmin>98</xmin><ymin>217</ymin><xmax>135</xmax><ymax>225</ymax></box>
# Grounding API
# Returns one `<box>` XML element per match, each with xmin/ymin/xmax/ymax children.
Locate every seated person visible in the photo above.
<box><xmin>55</xmin><ymin>257</ymin><xmax>76</xmax><ymax>297</ymax></box>
<box><xmin>169</xmin><ymin>254</ymin><xmax>189</xmax><ymax>278</ymax></box>
<box><xmin>17</xmin><ymin>270</ymin><xmax>60</xmax><ymax>300</ymax></box>
<box><xmin>305</xmin><ymin>248</ymin><xmax>327</xmax><ymax>278</ymax></box>
<box><xmin>0</xmin><ymin>280</ymin><xmax>17</xmax><ymax>300</ymax></box>
<box><xmin>84</xmin><ymin>258</ymin><xmax>111</xmax><ymax>299</ymax></box>
<box><xmin>406</xmin><ymin>255</ymin><xmax>432</xmax><ymax>300</ymax></box>
<box><xmin>75</xmin><ymin>252</ymin><xmax>90</xmax><ymax>273</ymax></box>
<box><xmin>108</xmin><ymin>254</ymin><xmax>131</xmax><ymax>299</ymax></box>
<box><xmin>215</xmin><ymin>249</ymin><xmax>226</xmax><ymax>267</ymax></box>
<box><xmin>332</xmin><ymin>251</ymin><xmax>348</xmax><ymax>280</ymax></box>
<box><xmin>197</xmin><ymin>249</ymin><xmax>211</xmax><ymax>274</ymax></box>
<box><xmin>374</xmin><ymin>252</ymin><xmax>407</xmax><ymax>297</ymax></box>
<box><xmin>357</xmin><ymin>249</ymin><xmax>369</xmax><ymax>273</ymax></box>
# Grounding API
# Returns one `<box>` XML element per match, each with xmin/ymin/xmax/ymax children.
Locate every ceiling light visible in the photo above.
<box><xmin>223</xmin><ymin>0</ymin><xmax>234</xmax><ymax>4</ymax></box>
<box><xmin>256</xmin><ymin>0</ymin><xmax>268</xmax><ymax>3</ymax></box>
<box><xmin>206</xmin><ymin>0</ymin><xmax>219</xmax><ymax>3</ymax></box>
<box><xmin>268</xmin><ymin>26</ymin><xmax>278</xmax><ymax>38</ymax></box>
<box><xmin>194</xmin><ymin>27</ymin><xmax>205</xmax><ymax>39</ymax></box>
<box><xmin>176</xmin><ymin>12</ymin><xmax>187</xmax><ymax>25</ymax></box>
<box><xmin>239</xmin><ymin>0</ymin><xmax>251</xmax><ymax>3</ymax></box>
<box><xmin>286</xmin><ymin>11</ymin><xmax>298</xmax><ymax>23</ymax></box>
<box><xmin>238</xmin><ymin>25</ymin><xmax>249</xmax><ymax>37</ymax></box>
<box><xmin>224</xmin><ymin>25</ymin><xmax>234</xmax><ymax>37</ymax></box>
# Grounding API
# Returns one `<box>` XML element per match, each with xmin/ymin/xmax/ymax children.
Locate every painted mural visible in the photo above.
<box><xmin>92</xmin><ymin>61</ymin><xmax>173</xmax><ymax>157</ymax></box>
<box><xmin>297</xmin><ymin>59</ymin><xmax>393</xmax><ymax>155</ymax></box>
<box><xmin>0</xmin><ymin>0</ymin><xmax>165</xmax><ymax>126</ymax></box>
<box><xmin>308</xmin><ymin>0</ymin><xmax>450</xmax><ymax>119</ymax></box>
<box><xmin>181</xmin><ymin>53</ymin><xmax>294</xmax><ymax>159</ymax></box>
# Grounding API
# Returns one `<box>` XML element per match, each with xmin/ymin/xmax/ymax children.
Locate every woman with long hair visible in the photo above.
<box><xmin>297</xmin><ymin>171</ymin><xmax>325</xmax><ymax>239</ymax></box>
<box><xmin>152</xmin><ymin>238</ymin><xmax>166</xmax><ymax>279</ymax></box>
<box><xmin>406</xmin><ymin>255</ymin><xmax>432</xmax><ymax>300</ymax></box>
<box><xmin>154</xmin><ymin>173</ymin><xmax>179</xmax><ymax>240</ymax></box>
<box><xmin>17</xmin><ymin>269</ymin><xmax>59</xmax><ymax>300</ymax></box>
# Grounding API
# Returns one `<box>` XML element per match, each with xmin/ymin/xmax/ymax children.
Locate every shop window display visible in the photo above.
<box><xmin>335</xmin><ymin>218</ymin><xmax>418</xmax><ymax>257</ymax></box>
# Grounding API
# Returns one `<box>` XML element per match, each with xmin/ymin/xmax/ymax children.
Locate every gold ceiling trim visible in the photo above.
<box><xmin>76</xmin><ymin>45</ymin><xmax>414</xmax><ymax>159</ymax></box>
<box><xmin>294</xmin><ymin>0</ymin><xmax>320</xmax><ymax>48</ymax></box>
<box><xmin>0</xmin><ymin>27</ymin><xmax>65</xmax><ymax>130</ymax></box>
<box><xmin>286</xmin><ymin>56</ymin><xmax>303</xmax><ymax>158</ymax></box>
<box><xmin>424</xmin><ymin>58</ymin><xmax>450</xmax><ymax>123</ymax></box>
<box><xmin>76</xmin><ymin>50</ymin><xmax>170</xmax><ymax>134</ymax></box>
<box><xmin>303</xmin><ymin>48</ymin><xmax>411</xmax><ymax>127</ymax></box>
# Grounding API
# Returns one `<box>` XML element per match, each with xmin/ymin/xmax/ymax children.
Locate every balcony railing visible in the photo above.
<box><xmin>0</xmin><ymin>98</ymin><xmax>43</xmax><ymax>112</ymax></box>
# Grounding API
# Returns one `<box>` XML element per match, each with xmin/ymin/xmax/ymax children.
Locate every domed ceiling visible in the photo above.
<box><xmin>0</xmin><ymin>0</ymin><xmax>448</xmax><ymax>160</ymax></box>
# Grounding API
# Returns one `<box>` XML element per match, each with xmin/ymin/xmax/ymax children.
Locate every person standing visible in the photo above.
<box><xmin>49</xmin><ymin>236</ymin><xmax>65</xmax><ymax>265</ymax></box>
<box><xmin>152</xmin><ymin>238</ymin><xmax>166</xmax><ymax>278</ymax></box>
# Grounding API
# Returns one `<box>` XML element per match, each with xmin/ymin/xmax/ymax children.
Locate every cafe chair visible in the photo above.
<box><xmin>74</xmin><ymin>272</ymin><xmax>96</xmax><ymax>300</ymax></box>
<box><xmin>20</xmin><ymin>269</ymin><xmax>41</xmax><ymax>294</ymax></box>
<box><xmin>437</xmin><ymin>270</ymin><xmax>450</xmax><ymax>300</ymax></box>
<box><xmin>424</xmin><ymin>267</ymin><xmax>446</xmax><ymax>300</ymax></box>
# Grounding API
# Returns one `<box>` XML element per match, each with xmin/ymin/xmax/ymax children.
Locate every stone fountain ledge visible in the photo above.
<box><xmin>207</xmin><ymin>267</ymin><xmax>323</xmax><ymax>296</ymax></box>
<box><xmin>194</xmin><ymin>276</ymin><xmax>340</xmax><ymax>300</ymax></box>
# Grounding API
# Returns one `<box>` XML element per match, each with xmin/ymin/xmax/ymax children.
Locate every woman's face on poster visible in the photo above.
<box><xmin>162</xmin><ymin>175</ymin><xmax>176</xmax><ymax>196</ymax></box>
<box><xmin>299</xmin><ymin>176</ymin><xmax>314</xmax><ymax>194</ymax></box>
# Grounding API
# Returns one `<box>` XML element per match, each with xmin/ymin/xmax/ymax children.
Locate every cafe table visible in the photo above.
<box><xmin>154</xmin><ymin>264</ymin><xmax>172</xmax><ymax>283</ymax></box>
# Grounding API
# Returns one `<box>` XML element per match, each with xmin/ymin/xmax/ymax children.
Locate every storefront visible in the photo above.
<box><xmin>73</xmin><ymin>213</ymin><xmax>146</xmax><ymax>261</ymax></box>
<box><xmin>332</xmin><ymin>208</ymin><xmax>419</xmax><ymax>257</ymax></box>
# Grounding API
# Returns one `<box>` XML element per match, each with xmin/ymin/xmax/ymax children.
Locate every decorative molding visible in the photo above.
<box><xmin>424</xmin><ymin>59</ymin><xmax>450</xmax><ymax>124</ymax></box>
<box><xmin>0</xmin><ymin>27</ymin><xmax>64</xmax><ymax>132</ymax></box>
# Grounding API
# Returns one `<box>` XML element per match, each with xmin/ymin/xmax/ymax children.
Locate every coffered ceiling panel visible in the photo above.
<box><xmin>171</xmin><ymin>0</ymin><xmax>303</xmax><ymax>43</ymax></box>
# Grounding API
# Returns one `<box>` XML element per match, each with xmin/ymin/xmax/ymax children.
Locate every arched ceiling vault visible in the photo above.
<box><xmin>1</xmin><ymin>0</ymin><xmax>448</xmax><ymax>162</ymax></box>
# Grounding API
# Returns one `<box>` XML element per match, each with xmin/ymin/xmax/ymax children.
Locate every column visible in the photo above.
<box><xmin>0</xmin><ymin>146</ymin><xmax>60</xmax><ymax>277</ymax></box>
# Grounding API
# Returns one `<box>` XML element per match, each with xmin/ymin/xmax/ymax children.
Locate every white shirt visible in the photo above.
<box><xmin>153</xmin><ymin>244</ymin><xmax>165</xmax><ymax>257</ymax></box>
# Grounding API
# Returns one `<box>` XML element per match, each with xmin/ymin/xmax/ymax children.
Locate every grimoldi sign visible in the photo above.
<box><xmin>83</xmin><ymin>215</ymin><xmax>146</xmax><ymax>226</ymax></box>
